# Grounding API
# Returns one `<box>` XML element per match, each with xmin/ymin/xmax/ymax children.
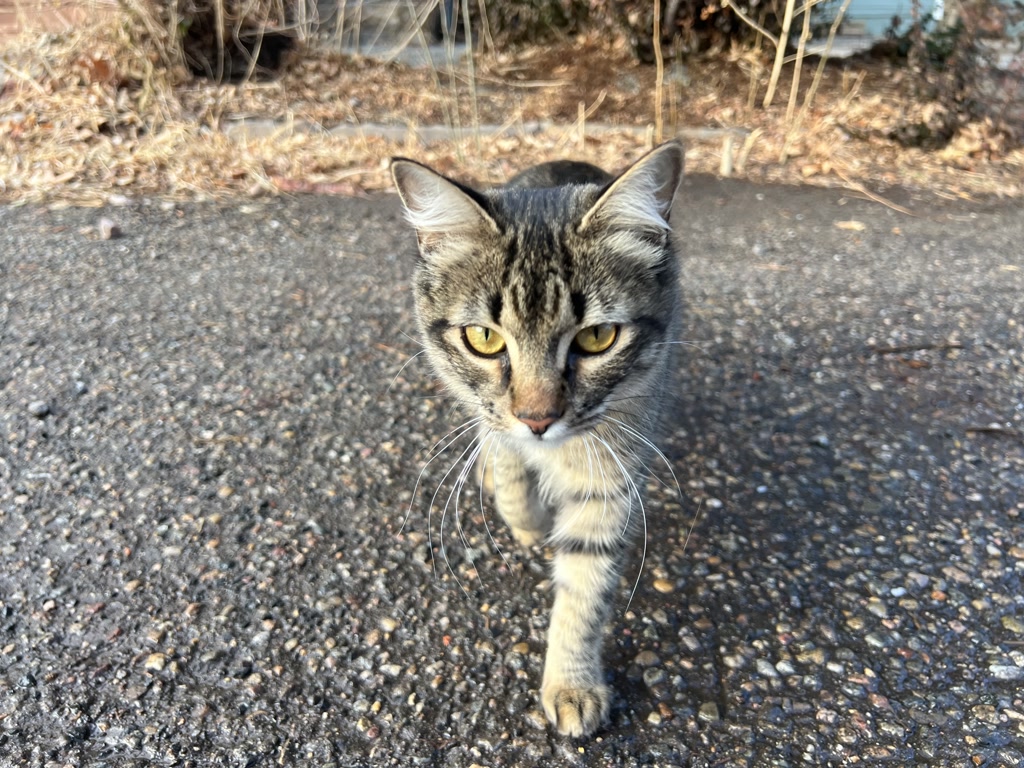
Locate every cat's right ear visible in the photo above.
<box><xmin>390</xmin><ymin>158</ymin><xmax>498</xmax><ymax>259</ymax></box>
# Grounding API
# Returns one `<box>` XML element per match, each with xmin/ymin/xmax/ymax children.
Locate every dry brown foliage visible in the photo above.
<box><xmin>1</xmin><ymin>3</ymin><xmax>1022</xmax><ymax>206</ymax></box>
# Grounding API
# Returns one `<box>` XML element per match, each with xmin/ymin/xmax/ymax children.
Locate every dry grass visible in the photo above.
<box><xmin>0</xmin><ymin>2</ymin><xmax>1022</xmax><ymax>206</ymax></box>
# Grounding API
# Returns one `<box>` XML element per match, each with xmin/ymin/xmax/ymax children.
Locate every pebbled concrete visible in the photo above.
<box><xmin>1</xmin><ymin>177</ymin><xmax>1022</xmax><ymax>767</ymax></box>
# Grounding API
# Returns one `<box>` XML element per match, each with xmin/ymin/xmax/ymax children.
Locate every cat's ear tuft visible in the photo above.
<box><xmin>579</xmin><ymin>141</ymin><xmax>684</xmax><ymax>235</ymax></box>
<box><xmin>390</xmin><ymin>158</ymin><xmax>498</xmax><ymax>252</ymax></box>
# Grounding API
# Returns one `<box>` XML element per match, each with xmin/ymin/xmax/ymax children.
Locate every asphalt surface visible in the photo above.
<box><xmin>1</xmin><ymin>177</ymin><xmax>1023</xmax><ymax>767</ymax></box>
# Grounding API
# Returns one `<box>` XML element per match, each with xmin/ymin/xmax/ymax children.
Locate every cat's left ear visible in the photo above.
<box><xmin>390</xmin><ymin>158</ymin><xmax>498</xmax><ymax>259</ymax></box>
<box><xmin>579</xmin><ymin>140</ymin><xmax>684</xmax><ymax>235</ymax></box>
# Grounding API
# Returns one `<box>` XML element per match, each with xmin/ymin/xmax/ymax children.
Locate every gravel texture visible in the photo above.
<box><xmin>1</xmin><ymin>178</ymin><xmax>1023</xmax><ymax>767</ymax></box>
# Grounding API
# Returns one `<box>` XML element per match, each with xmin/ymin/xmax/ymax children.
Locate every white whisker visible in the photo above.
<box><xmin>591</xmin><ymin>434</ymin><xmax>642</xmax><ymax>537</ymax></box>
<box><xmin>582</xmin><ymin>435</ymin><xmax>596</xmax><ymax>507</ymax></box>
<box><xmin>401</xmin><ymin>416</ymin><xmax>485</xmax><ymax>536</ymax></box>
<box><xmin>424</xmin><ymin>416</ymin><xmax>485</xmax><ymax>463</ymax></box>
<box><xmin>630</xmin><ymin>481</ymin><xmax>648</xmax><ymax>613</ymax></box>
<box><xmin>425</xmin><ymin>431</ymin><xmax>484</xmax><ymax>581</ymax></box>
<box><xmin>681</xmin><ymin>496</ymin><xmax>705</xmax><ymax>557</ymax></box>
<box><xmin>592</xmin><ymin>433</ymin><xmax>647</xmax><ymax>612</ymax></box>
<box><xmin>387</xmin><ymin>349</ymin><xmax>429</xmax><ymax>393</ymax></box>
<box><xmin>604</xmin><ymin>416</ymin><xmax>682</xmax><ymax>501</ymax></box>
<box><xmin>477</xmin><ymin>433</ymin><xmax>513</xmax><ymax>572</ymax></box>
<box><xmin>442</xmin><ymin>437</ymin><xmax>486</xmax><ymax>596</ymax></box>
<box><xmin>651</xmin><ymin>339</ymin><xmax>709</xmax><ymax>350</ymax></box>
<box><xmin>394</xmin><ymin>327</ymin><xmax>422</xmax><ymax>347</ymax></box>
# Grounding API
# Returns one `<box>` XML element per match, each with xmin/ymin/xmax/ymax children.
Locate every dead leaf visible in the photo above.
<box><xmin>835</xmin><ymin>220</ymin><xmax>866</xmax><ymax>231</ymax></box>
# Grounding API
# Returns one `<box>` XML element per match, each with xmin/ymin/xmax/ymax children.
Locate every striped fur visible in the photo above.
<box><xmin>392</xmin><ymin>142</ymin><xmax>684</xmax><ymax>738</ymax></box>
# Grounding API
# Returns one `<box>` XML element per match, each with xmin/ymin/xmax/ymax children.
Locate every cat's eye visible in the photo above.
<box><xmin>463</xmin><ymin>325</ymin><xmax>507</xmax><ymax>356</ymax></box>
<box><xmin>573</xmin><ymin>324</ymin><xmax>619</xmax><ymax>354</ymax></box>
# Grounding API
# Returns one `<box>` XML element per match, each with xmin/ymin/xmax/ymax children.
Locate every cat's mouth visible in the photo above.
<box><xmin>499</xmin><ymin>408</ymin><xmax>607</xmax><ymax>446</ymax></box>
<box><xmin>509</xmin><ymin>417</ymin><xmax>594</xmax><ymax>448</ymax></box>
<box><xmin>518</xmin><ymin>421</ymin><xmax>568</xmax><ymax>443</ymax></box>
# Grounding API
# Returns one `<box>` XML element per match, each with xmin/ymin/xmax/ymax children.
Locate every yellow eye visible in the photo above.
<box><xmin>463</xmin><ymin>325</ymin><xmax>507</xmax><ymax>356</ymax></box>
<box><xmin>574</xmin><ymin>324</ymin><xmax>618</xmax><ymax>354</ymax></box>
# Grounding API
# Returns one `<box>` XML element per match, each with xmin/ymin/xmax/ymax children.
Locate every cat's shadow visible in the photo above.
<box><xmin>593</xmin><ymin>315</ymin><xmax>954</xmax><ymax>733</ymax></box>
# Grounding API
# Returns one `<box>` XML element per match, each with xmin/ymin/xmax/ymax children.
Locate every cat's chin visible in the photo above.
<box><xmin>507</xmin><ymin>422</ymin><xmax>574</xmax><ymax>449</ymax></box>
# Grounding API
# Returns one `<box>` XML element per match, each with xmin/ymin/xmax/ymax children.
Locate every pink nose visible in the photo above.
<box><xmin>517</xmin><ymin>414</ymin><xmax>558</xmax><ymax>436</ymax></box>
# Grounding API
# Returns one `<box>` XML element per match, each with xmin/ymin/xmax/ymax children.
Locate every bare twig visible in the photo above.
<box><xmin>555</xmin><ymin>90</ymin><xmax>607</xmax><ymax>151</ymax></box>
<box><xmin>838</xmin><ymin>70</ymin><xmax>866</xmax><ymax>110</ymax></box>
<box><xmin>365</xmin><ymin>0</ymin><xmax>405</xmax><ymax>52</ymax></box>
<box><xmin>214</xmin><ymin>0</ymin><xmax>226</xmax><ymax>82</ymax></box>
<box><xmin>383</xmin><ymin>0</ymin><xmax>441</xmax><ymax>63</ymax></box>
<box><xmin>443</xmin><ymin>0</ymin><xmax>463</xmax><ymax>154</ymax></box>
<box><xmin>461</xmin><ymin>0</ymin><xmax>481</xmax><ymax>153</ymax></box>
<box><xmin>476</xmin><ymin>0</ymin><xmax>495</xmax><ymax>57</ymax></box>
<box><xmin>578</xmin><ymin>101</ymin><xmax>585</xmax><ymax>149</ymax></box>
<box><xmin>653</xmin><ymin>0</ymin><xmax>664</xmax><ymax>143</ymax></box>
<box><xmin>719</xmin><ymin>133</ymin><xmax>735</xmax><ymax>176</ymax></box>
<box><xmin>764</xmin><ymin>0</ymin><xmax>796</xmax><ymax>107</ymax></box>
<box><xmin>736</xmin><ymin>127</ymin><xmax>762</xmax><ymax>174</ymax></box>
<box><xmin>0</xmin><ymin>59</ymin><xmax>48</xmax><ymax>96</ymax></box>
<box><xmin>836</xmin><ymin>168</ymin><xmax>918</xmax><ymax>216</ymax></box>
<box><xmin>334</xmin><ymin>0</ymin><xmax>348</xmax><ymax>50</ymax></box>
<box><xmin>722</xmin><ymin>0</ymin><xmax>779</xmax><ymax>48</ymax></box>
<box><xmin>352</xmin><ymin>0</ymin><xmax>364</xmax><ymax>55</ymax></box>
<box><xmin>780</xmin><ymin>0</ymin><xmax>852</xmax><ymax>164</ymax></box>
<box><xmin>801</xmin><ymin>0</ymin><xmax>853</xmax><ymax>115</ymax></box>
<box><xmin>785</xmin><ymin>0</ymin><xmax>814</xmax><ymax>125</ymax></box>
<box><xmin>745</xmin><ymin>9</ymin><xmax>766</xmax><ymax>111</ymax></box>
<box><xmin>396</xmin><ymin>0</ymin><xmax>454</xmax><ymax>139</ymax></box>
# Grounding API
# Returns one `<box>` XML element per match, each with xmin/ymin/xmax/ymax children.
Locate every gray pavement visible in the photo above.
<box><xmin>1</xmin><ymin>177</ymin><xmax>1023</xmax><ymax>767</ymax></box>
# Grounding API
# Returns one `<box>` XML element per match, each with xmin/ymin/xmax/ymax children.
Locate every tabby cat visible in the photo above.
<box><xmin>391</xmin><ymin>141</ymin><xmax>684</xmax><ymax>737</ymax></box>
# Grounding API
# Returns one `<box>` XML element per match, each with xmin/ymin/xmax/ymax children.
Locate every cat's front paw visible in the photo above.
<box><xmin>541</xmin><ymin>681</ymin><xmax>611</xmax><ymax>737</ymax></box>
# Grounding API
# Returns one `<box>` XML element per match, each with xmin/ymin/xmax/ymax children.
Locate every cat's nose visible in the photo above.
<box><xmin>517</xmin><ymin>413</ymin><xmax>559</xmax><ymax>436</ymax></box>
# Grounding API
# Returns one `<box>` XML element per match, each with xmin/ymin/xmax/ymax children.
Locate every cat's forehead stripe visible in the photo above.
<box><xmin>510</xmin><ymin>271</ymin><xmax>566</xmax><ymax>331</ymax></box>
<box><xmin>571</xmin><ymin>292</ymin><xmax>586</xmax><ymax>323</ymax></box>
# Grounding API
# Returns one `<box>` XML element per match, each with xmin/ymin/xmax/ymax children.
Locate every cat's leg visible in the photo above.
<box><xmin>540</xmin><ymin>489</ymin><xmax>632</xmax><ymax>737</ymax></box>
<box><xmin>488</xmin><ymin>443</ymin><xmax>548</xmax><ymax>547</ymax></box>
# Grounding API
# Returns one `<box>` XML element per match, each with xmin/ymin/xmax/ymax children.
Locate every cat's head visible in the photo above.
<box><xmin>391</xmin><ymin>142</ymin><xmax>684</xmax><ymax>447</ymax></box>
